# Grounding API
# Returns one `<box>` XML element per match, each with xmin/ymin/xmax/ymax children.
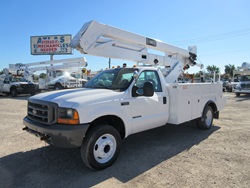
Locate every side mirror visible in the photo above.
<box><xmin>143</xmin><ymin>81</ymin><xmax>154</xmax><ymax>96</ymax></box>
<box><xmin>133</xmin><ymin>71</ymin><xmax>139</xmax><ymax>81</ymax></box>
<box><xmin>132</xmin><ymin>81</ymin><xmax>154</xmax><ymax>97</ymax></box>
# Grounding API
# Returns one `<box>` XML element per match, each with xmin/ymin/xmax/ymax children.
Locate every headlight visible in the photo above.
<box><xmin>57</xmin><ymin>108</ymin><xmax>80</xmax><ymax>125</ymax></box>
<box><xmin>235</xmin><ymin>84</ymin><xmax>241</xmax><ymax>90</ymax></box>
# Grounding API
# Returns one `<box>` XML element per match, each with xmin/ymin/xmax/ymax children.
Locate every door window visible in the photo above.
<box><xmin>135</xmin><ymin>70</ymin><xmax>162</xmax><ymax>92</ymax></box>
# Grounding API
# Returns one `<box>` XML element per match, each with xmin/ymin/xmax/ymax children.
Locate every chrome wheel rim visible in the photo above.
<box><xmin>93</xmin><ymin>134</ymin><xmax>116</xmax><ymax>164</ymax></box>
<box><xmin>205</xmin><ymin>109</ymin><xmax>213</xmax><ymax>126</ymax></box>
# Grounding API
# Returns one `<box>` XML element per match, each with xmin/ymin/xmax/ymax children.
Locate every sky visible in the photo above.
<box><xmin>0</xmin><ymin>0</ymin><xmax>250</xmax><ymax>74</ymax></box>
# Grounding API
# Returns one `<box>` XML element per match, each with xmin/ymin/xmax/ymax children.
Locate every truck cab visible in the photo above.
<box><xmin>82</xmin><ymin>67</ymin><xmax>169</xmax><ymax>134</ymax></box>
<box><xmin>234</xmin><ymin>74</ymin><xmax>250</xmax><ymax>97</ymax></box>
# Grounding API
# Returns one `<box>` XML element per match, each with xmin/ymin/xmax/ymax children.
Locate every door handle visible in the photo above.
<box><xmin>163</xmin><ymin>97</ymin><xmax>167</xmax><ymax>104</ymax></box>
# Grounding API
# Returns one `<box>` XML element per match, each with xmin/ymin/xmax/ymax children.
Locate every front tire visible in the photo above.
<box><xmin>197</xmin><ymin>106</ymin><xmax>214</xmax><ymax>130</ymax></box>
<box><xmin>81</xmin><ymin>124</ymin><xmax>121</xmax><ymax>170</ymax></box>
<box><xmin>31</xmin><ymin>91</ymin><xmax>36</xmax><ymax>96</ymax></box>
<box><xmin>54</xmin><ymin>83</ymin><xmax>62</xmax><ymax>90</ymax></box>
<box><xmin>10</xmin><ymin>88</ymin><xmax>17</xmax><ymax>97</ymax></box>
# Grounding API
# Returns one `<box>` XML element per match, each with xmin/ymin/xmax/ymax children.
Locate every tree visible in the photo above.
<box><xmin>224</xmin><ymin>64</ymin><xmax>235</xmax><ymax>77</ymax></box>
<box><xmin>194</xmin><ymin>70</ymin><xmax>206</xmax><ymax>78</ymax></box>
<box><xmin>206</xmin><ymin>65</ymin><xmax>220</xmax><ymax>74</ymax></box>
<box><xmin>0</xmin><ymin>70</ymin><xmax>3</xmax><ymax>75</ymax></box>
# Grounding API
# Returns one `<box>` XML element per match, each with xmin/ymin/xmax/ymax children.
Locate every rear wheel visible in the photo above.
<box><xmin>197</xmin><ymin>106</ymin><xmax>214</xmax><ymax>130</ymax></box>
<box><xmin>80</xmin><ymin>124</ymin><xmax>121</xmax><ymax>170</ymax></box>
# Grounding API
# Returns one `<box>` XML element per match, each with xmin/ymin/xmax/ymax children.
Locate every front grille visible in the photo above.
<box><xmin>27</xmin><ymin>100</ymin><xmax>58</xmax><ymax>125</ymax></box>
<box><xmin>21</xmin><ymin>84</ymin><xmax>35</xmax><ymax>92</ymax></box>
<box><xmin>241</xmin><ymin>83</ymin><xmax>250</xmax><ymax>89</ymax></box>
<box><xmin>69</xmin><ymin>79</ymin><xmax>77</xmax><ymax>85</ymax></box>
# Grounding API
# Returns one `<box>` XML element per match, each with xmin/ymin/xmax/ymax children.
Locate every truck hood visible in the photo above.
<box><xmin>30</xmin><ymin>88</ymin><xmax>126</xmax><ymax>108</ymax></box>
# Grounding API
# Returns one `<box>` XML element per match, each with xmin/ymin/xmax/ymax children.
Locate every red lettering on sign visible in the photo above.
<box><xmin>40</xmin><ymin>48</ymin><xmax>58</xmax><ymax>52</ymax></box>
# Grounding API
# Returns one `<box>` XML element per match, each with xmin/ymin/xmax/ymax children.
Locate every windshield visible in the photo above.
<box><xmin>240</xmin><ymin>75</ymin><xmax>250</xmax><ymax>82</ymax></box>
<box><xmin>9</xmin><ymin>77</ymin><xmax>28</xmax><ymax>82</ymax></box>
<box><xmin>84</xmin><ymin>68</ymin><xmax>137</xmax><ymax>91</ymax></box>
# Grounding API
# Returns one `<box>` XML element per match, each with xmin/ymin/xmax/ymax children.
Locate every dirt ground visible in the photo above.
<box><xmin>0</xmin><ymin>92</ymin><xmax>249</xmax><ymax>188</ymax></box>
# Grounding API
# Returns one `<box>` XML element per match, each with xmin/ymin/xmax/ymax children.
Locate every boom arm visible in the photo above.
<box><xmin>10</xmin><ymin>57</ymin><xmax>87</xmax><ymax>70</ymax></box>
<box><xmin>8</xmin><ymin>57</ymin><xmax>87</xmax><ymax>81</ymax></box>
<box><xmin>70</xmin><ymin>20</ymin><xmax>202</xmax><ymax>69</ymax></box>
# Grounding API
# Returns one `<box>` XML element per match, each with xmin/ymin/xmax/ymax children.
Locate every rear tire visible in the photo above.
<box><xmin>80</xmin><ymin>124</ymin><xmax>121</xmax><ymax>170</ymax></box>
<box><xmin>197</xmin><ymin>106</ymin><xmax>214</xmax><ymax>130</ymax></box>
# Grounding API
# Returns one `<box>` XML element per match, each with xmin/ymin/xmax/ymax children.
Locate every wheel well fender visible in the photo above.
<box><xmin>204</xmin><ymin>100</ymin><xmax>219</xmax><ymax>119</ymax></box>
<box><xmin>55</xmin><ymin>82</ymin><xmax>62</xmax><ymax>86</ymax></box>
<box><xmin>87</xmin><ymin>115</ymin><xmax>126</xmax><ymax>139</ymax></box>
<box><xmin>10</xmin><ymin>85</ymin><xmax>17</xmax><ymax>90</ymax></box>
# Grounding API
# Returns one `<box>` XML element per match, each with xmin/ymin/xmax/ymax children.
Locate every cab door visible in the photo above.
<box><xmin>2</xmin><ymin>78</ymin><xmax>11</xmax><ymax>92</ymax></box>
<box><xmin>129</xmin><ymin>70</ymin><xmax>169</xmax><ymax>134</ymax></box>
<box><xmin>0</xmin><ymin>79</ymin><xmax>3</xmax><ymax>92</ymax></box>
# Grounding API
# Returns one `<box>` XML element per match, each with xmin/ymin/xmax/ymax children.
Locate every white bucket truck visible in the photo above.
<box><xmin>12</xmin><ymin>57</ymin><xmax>87</xmax><ymax>90</ymax></box>
<box><xmin>22</xmin><ymin>21</ymin><xmax>226</xmax><ymax>170</ymax></box>
<box><xmin>0</xmin><ymin>67</ymin><xmax>37</xmax><ymax>97</ymax></box>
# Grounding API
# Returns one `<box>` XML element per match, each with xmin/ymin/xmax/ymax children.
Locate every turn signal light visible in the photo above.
<box><xmin>57</xmin><ymin>109</ymin><xmax>80</xmax><ymax>125</ymax></box>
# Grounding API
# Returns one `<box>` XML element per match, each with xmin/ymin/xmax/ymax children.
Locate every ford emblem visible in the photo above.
<box><xmin>32</xmin><ymin>109</ymin><xmax>37</xmax><ymax>115</ymax></box>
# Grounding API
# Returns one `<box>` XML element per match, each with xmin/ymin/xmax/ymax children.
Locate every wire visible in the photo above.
<box><xmin>171</xmin><ymin>28</ymin><xmax>250</xmax><ymax>45</ymax></box>
<box><xmin>200</xmin><ymin>48</ymin><xmax>250</xmax><ymax>57</ymax></box>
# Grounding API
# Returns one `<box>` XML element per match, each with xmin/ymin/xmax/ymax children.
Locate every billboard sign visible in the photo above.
<box><xmin>30</xmin><ymin>35</ymin><xmax>72</xmax><ymax>55</ymax></box>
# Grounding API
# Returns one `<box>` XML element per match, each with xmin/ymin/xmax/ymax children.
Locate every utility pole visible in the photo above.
<box><xmin>108</xmin><ymin>58</ymin><xmax>111</xmax><ymax>69</ymax></box>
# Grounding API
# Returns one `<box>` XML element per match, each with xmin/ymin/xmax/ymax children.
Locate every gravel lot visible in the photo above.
<box><xmin>0</xmin><ymin>92</ymin><xmax>249</xmax><ymax>188</ymax></box>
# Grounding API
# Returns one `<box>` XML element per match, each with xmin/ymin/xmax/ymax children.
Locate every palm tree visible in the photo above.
<box><xmin>194</xmin><ymin>70</ymin><xmax>206</xmax><ymax>78</ymax></box>
<box><xmin>206</xmin><ymin>65</ymin><xmax>220</xmax><ymax>74</ymax></box>
<box><xmin>224</xmin><ymin>64</ymin><xmax>235</xmax><ymax>78</ymax></box>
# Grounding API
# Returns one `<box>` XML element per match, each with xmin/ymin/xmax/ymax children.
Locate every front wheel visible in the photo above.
<box><xmin>54</xmin><ymin>83</ymin><xmax>62</xmax><ymax>90</ymax></box>
<box><xmin>197</xmin><ymin>106</ymin><xmax>214</xmax><ymax>130</ymax></box>
<box><xmin>10</xmin><ymin>88</ymin><xmax>17</xmax><ymax>97</ymax></box>
<box><xmin>80</xmin><ymin>124</ymin><xmax>121</xmax><ymax>170</ymax></box>
<box><xmin>31</xmin><ymin>91</ymin><xmax>36</xmax><ymax>96</ymax></box>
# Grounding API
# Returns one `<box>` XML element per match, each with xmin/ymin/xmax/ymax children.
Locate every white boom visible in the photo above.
<box><xmin>10</xmin><ymin>57</ymin><xmax>87</xmax><ymax>72</ymax></box>
<box><xmin>70</xmin><ymin>20</ymin><xmax>203</xmax><ymax>82</ymax></box>
<box><xmin>8</xmin><ymin>57</ymin><xmax>87</xmax><ymax>81</ymax></box>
